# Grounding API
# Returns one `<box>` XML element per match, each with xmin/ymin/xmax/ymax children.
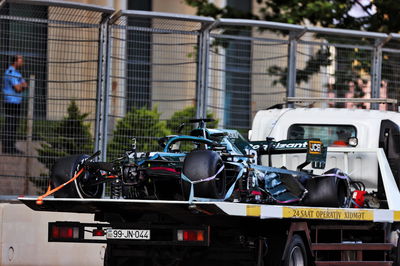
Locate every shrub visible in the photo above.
<box><xmin>107</xmin><ymin>107</ymin><xmax>171</xmax><ymax>160</ymax></box>
<box><xmin>37</xmin><ymin>100</ymin><xmax>93</xmax><ymax>170</ymax></box>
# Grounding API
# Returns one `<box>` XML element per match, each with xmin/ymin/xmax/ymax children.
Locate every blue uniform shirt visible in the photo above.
<box><xmin>2</xmin><ymin>66</ymin><xmax>25</xmax><ymax>104</ymax></box>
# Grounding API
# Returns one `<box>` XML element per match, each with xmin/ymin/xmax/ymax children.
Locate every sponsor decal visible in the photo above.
<box><xmin>275</xmin><ymin>141</ymin><xmax>308</xmax><ymax>150</ymax></box>
<box><xmin>282</xmin><ymin>207</ymin><xmax>373</xmax><ymax>221</ymax></box>
<box><xmin>249</xmin><ymin>144</ymin><xmax>269</xmax><ymax>150</ymax></box>
<box><xmin>249</xmin><ymin>142</ymin><xmax>308</xmax><ymax>151</ymax></box>
<box><xmin>308</xmin><ymin>140</ymin><xmax>322</xmax><ymax>154</ymax></box>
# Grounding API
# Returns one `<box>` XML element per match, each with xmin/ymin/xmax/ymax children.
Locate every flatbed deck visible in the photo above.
<box><xmin>19</xmin><ymin>197</ymin><xmax>398</xmax><ymax>223</ymax></box>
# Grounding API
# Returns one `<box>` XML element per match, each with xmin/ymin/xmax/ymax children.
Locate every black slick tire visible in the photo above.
<box><xmin>50</xmin><ymin>154</ymin><xmax>103</xmax><ymax>198</ymax></box>
<box><xmin>303</xmin><ymin>175</ymin><xmax>349</xmax><ymax>207</ymax></box>
<box><xmin>182</xmin><ymin>150</ymin><xmax>226</xmax><ymax>199</ymax></box>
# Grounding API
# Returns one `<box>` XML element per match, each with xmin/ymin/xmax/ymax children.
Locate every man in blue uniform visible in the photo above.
<box><xmin>1</xmin><ymin>55</ymin><xmax>28</xmax><ymax>154</ymax></box>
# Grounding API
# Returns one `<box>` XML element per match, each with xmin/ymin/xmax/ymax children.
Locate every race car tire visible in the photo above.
<box><xmin>50</xmin><ymin>154</ymin><xmax>103</xmax><ymax>198</ymax></box>
<box><xmin>182</xmin><ymin>150</ymin><xmax>226</xmax><ymax>199</ymax></box>
<box><xmin>282</xmin><ymin>234</ymin><xmax>308</xmax><ymax>266</ymax></box>
<box><xmin>303</xmin><ymin>174</ymin><xmax>349</xmax><ymax>207</ymax></box>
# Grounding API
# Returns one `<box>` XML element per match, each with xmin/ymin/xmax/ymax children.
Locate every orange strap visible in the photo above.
<box><xmin>46</xmin><ymin>183</ymin><xmax>51</xmax><ymax>193</ymax></box>
<box><xmin>36</xmin><ymin>168</ymin><xmax>85</xmax><ymax>205</ymax></box>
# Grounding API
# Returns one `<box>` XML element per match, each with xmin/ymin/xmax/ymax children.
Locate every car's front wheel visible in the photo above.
<box><xmin>181</xmin><ymin>150</ymin><xmax>226</xmax><ymax>200</ymax></box>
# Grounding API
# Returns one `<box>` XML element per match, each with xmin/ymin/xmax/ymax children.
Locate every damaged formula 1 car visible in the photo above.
<box><xmin>47</xmin><ymin>119</ymin><xmax>359</xmax><ymax>208</ymax></box>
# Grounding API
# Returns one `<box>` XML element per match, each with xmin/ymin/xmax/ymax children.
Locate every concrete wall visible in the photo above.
<box><xmin>0</xmin><ymin>203</ymin><xmax>105</xmax><ymax>266</ymax></box>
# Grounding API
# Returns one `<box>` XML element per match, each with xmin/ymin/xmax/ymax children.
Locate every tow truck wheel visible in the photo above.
<box><xmin>390</xmin><ymin>224</ymin><xmax>400</xmax><ymax>266</ymax></box>
<box><xmin>50</xmin><ymin>154</ymin><xmax>103</xmax><ymax>198</ymax></box>
<box><xmin>104</xmin><ymin>246</ymin><xmax>112</xmax><ymax>266</ymax></box>
<box><xmin>182</xmin><ymin>150</ymin><xmax>226</xmax><ymax>199</ymax></box>
<box><xmin>282</xmin><ymin>235</ymin><xmax>308</xmax><ymax>266</ymax></box>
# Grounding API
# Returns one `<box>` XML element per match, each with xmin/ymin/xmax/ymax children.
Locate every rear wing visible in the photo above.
<box><xmin>248</xmin><ymin>139</ymin><xmax>327</xmax><ymax>169</ymax></box>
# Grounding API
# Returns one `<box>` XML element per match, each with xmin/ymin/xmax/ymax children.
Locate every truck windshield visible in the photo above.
<box><xmin>287</xmin><ymin>124</ymin><xmax>357</xmax><ymax>147</ymax></box>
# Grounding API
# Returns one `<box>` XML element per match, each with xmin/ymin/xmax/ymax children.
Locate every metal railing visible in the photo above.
<box><xmin>0</xmin><ymin>0</ymin><xmax>400</xmax><ymax>196</ymax></box>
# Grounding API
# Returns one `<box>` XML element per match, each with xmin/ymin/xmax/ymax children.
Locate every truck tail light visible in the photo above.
<box><xmin>92</xmin><ymin>229</ymin><xmax>106</xmax><ymax>236</ymax></box>
<box><xmin>177</xmin><ymin>230</ymin><xmax>205</xmax><ymax>241</ymax></box>
<box><xmin>50</xmin><ymin>224</ymin><xmax>79</xmax><ymax>240</ymax></box>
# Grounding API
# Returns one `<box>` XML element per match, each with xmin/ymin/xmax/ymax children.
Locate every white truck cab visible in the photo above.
<box><xmin>250</xmin><ymin>108</ymin><xmax>400</xmax><ymax>194</ymax></box>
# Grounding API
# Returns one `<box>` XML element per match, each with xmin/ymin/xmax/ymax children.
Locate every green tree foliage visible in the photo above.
<box><xmin>186</xmin><ymin>0</ymin><xmax>256</xmax><ymax>19</ymax></box>
<box><xmin>38</xmin><ymin>100</ymin><xmax>93</xmax><ymax>170</ymax></box>
<box><xmin>254</xmin><ymin>0</ymin><xmax>400</xmax><ymax>97</ymax></box>
<box><xmin>166</xmin><ymin>106</ymin><xmax>218</xmax><ymax>136</ymax></box>
<box><xmin>186</xmin><ymin>0</ymin><xmax>400</xmax><ymax>100</ymax></box>
<box><xmin>107</xmin><ymin>107</ymin><xmax>171</xmax><ymax>159</ymax></box>
<box><xmin>256</xmin><ymin>0</ymin><xmax>399</xmax><ymax>33</ymax></box>
<box><xmin>187</xmin><ymin>0</ymin><xmax>398</xmax><ymax>34</ymax></box>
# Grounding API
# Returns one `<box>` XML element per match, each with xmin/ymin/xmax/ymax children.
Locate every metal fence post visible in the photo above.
<box><xmin>198</xmin><ymin>21</ymin><xmax>217</xmax><ymax>119</ymax></box>
<box><xmin>195</xmin><ymin>29</ymin><xmax>205</xmax><ymax>119</ymax></box>
<box><xmin>287</xmin><ymin>30</ymin><xmax>307</xmax><ymax>108</ymax></box>
<box><xmin>371</xmin><ymin>36</ymin><xmax>390</xmax><ymax>110</ymax></box>
<box><xmin>200</xmin><ymin>27</ymin><xmax>209</xmax><ymax>118</ymax></box>
<box><xmin>99</xmin><ymin>23</ymin><xmax>113</xmax><ymax>161</ymax></box>
<box><xmin>196</xmin><ymin>21</ymin><xmax>217</xmax><ymax>118</ymax></box>
<box><xmin>94</xmin><ymin>16</ymin><xmax>109</xmax><ymax>156</ymax></box>
<box><xmin>25</xmin><ymin>74</ymin><xmax>35</xmax><ymax>194</ymax></box>
<box><xmin>371</xmin><ymin>38</ymin><xmax>383</xmax><ymax>110</ymax></box>
<box><xmin>286</xmin><ymin>31</ymin><xmax>298</xmax><ymax>108</ymax></box>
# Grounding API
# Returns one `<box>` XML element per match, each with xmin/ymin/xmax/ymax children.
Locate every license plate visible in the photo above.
<box><xmin>106</xmin><ymin>229</ymin><xmax>150</xmax><ymax>240</ymax></box>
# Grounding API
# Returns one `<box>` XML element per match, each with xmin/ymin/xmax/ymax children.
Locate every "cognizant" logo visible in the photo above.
<box><xmin>274</xmin><ymin>141</ymin><xmax>308</xmax><ymax>149</ymax></box>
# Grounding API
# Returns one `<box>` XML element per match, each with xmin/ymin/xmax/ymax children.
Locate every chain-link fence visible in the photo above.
<box><xmin>1</xmin><ymin>1</ymin><xmax>400</xmax><ymax>197</ymax></box>
<box><xmin>104</xmin><ymin>11</ymin><xmax>214</xmax><ymax>159</ymax></box>
<box><xmin>0</xmin><ymin>0</ymin><xmax>113</xmax><ymax>196</ymax></box>
<box><xmin>206</xmin><ymin>20</ymin><xmax>399</xmax><ymax>132</ymax></box>
<box><xmin>208</xmin><ymin>20</ymin><xmax>297</xmax><ymax>132</ymax></box>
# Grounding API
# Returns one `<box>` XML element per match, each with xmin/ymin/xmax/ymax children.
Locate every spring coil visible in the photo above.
<box><xmin>110</xmin><ymin>179</ymin><xmax>122</xmax><ymax>199</ymax></box>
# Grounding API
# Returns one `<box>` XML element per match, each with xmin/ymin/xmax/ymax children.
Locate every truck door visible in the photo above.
<box><xmin>378</xmin><ymin>119</ymin><xmax>400</xmax><ymax>197</ymax></box>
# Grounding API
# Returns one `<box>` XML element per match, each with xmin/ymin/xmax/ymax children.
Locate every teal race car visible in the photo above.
<box><xmin>48</xmin><ymin>119</ymin><xmax>354</xmax><ymax>208</ymax></box>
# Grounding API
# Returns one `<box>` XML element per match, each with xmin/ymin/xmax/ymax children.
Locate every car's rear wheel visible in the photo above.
<box><xmin>303</xmin><ymin>171</ymin><xmax>349</xmax><ymax>207</ymax></box>
<box><xmin>50</xmin><ymin>154</ymin><xmax>103</xmax><ymax>198</ymax></box>
<box><xmin>182</xmin><ymin>150</ymin><xmax>226</xmax><ymax>199</ymax></box>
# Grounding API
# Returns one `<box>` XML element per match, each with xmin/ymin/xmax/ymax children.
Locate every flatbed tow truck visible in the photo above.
<box><xmin>19</xmin><ymin>106</ymin><xmax>400</xmax><ymax>266</ymax></box>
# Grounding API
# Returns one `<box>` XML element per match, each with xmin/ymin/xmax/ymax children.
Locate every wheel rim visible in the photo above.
<box><xmin>78</xmin><ymin>172</ymin><xmax>101</xmax><ymax>197</ymax></box>
<box><xmin>74</xmin><ymin>159</ymin><xmax>101</xmax><ymax>198</ymax></box>
<box><xmin>289</xmin><ymin>246</ymin><xmax>305</xmax><ymax>266</ymax></box>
